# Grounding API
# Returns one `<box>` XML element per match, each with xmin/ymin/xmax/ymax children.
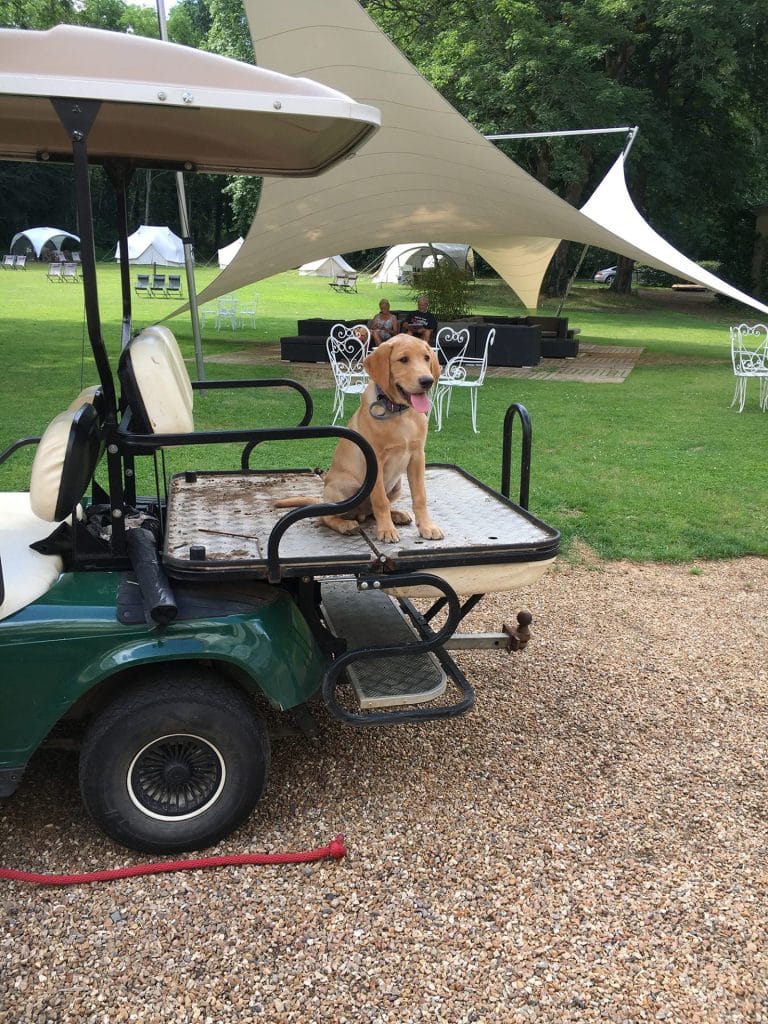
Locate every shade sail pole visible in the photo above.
<box><xmin>156</xmin><ymin>0</ymin><xmax>206</xmax><ymax>383</ymax></box>
<box><xmin>486</xmin><ymin>126</ymin><xmax>637</xmax><ymax>142</ymax></box>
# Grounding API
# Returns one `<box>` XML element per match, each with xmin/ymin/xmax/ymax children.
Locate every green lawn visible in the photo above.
<box><xmin>1</xmin><ymin>262</ymin><xmax>766</xmax><ymax>563</ymax></box>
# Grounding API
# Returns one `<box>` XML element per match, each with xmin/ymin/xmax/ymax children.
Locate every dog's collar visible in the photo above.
<box><xmin>369</xmin><ymin>389</ymin><xmax>410</xmax><ymax>419</ymax></box>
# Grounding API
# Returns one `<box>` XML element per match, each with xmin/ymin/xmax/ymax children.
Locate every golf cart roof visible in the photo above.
<box><xmin>0</xmin><ymin>26</ymin><xmax>380</xmax><ymax>175</ymax></box>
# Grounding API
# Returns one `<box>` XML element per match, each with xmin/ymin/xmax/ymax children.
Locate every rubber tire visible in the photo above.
<box><xmin>78</xmin><ymin>670</ymin><xmax>270</xmax><ymax>854</ymax></box>
<box><xmin>604</xmin><ymin>274</ymin><xmax>615</xmax><ymax>285</ymax></box>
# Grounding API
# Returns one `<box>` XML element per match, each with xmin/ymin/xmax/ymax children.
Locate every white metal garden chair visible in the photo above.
<box><xmin>238</xmin><ymin>292</ymin><xmax>259</xmax><ymax>328</ymax></box>
<box><xmin>433</xmin><ymin>327</ymin><xmax>495</xmax><ymax>433</ymax></box>
<box><xmin>215</xmin><ymin>296</ymin><xmax>239</xmax><ymax>330</ymax></box>
<box><xmin>326</xmin><ymin>323</ymin><xmax>371</xmax><ymax>424</ymax></box>
<box><xmin>730</xmin><ymin>323</ymin><xmax>768</xmax><ymax>413</ymax></box>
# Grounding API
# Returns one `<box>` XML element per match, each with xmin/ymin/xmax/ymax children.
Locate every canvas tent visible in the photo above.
<box><xmin>10</xmin><ymin>227</ymin><xmax>79</xmax><ymax>258</ymax></box>
<box><xmin>299</xmin><ymin>254</ymin><xmax>356</xmax><ymax>277</ymax></box>
<box><xmin>217</xmin><ymin>237</ymin><xmax>244</xmax><ymax>269</ymax></box>
<box><xmin>192</xmin><ymin>0</ymin><xmax>768</xmax><ymax>317</ymax></box>
<box><xmin>372</xmin><ymin>243</ymin><xmax>472</xmax><ymax>284</ymax></box>
<box><xmin>114</xmin><ymin>225</ymin><xmax>184</xmax><ymax>266</ymax></box>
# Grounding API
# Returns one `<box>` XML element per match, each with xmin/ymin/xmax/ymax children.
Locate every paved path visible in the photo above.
<box><xmin>203</xmin><ymin>342</ymin><xmax>644</xmax><ymax>386</ymax></box>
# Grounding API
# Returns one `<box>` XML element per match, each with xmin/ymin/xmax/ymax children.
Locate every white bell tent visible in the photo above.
<box><xmin>298</xmin><ymin>254</ymin><xmax>356</xmax><ymax>277</ymax></box>
<box><xmin>114</xmin><ymin>225</ymin><xmax>184</xmax><ymax>266</ymax></box>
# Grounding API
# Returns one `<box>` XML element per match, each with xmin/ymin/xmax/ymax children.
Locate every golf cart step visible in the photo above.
<box><xmin>321</xmin><ymin>581</ymin><xmax>447</xmax><ymax>709</ymax></box>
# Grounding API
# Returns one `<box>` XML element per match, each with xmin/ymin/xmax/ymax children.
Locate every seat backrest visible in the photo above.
<box><xmin>731</xmin><ymin>323</ymin><xmax>768</xmax><ymax>372</ymax></box>
<box><xmin>474</xmin><ymin>327</ymin><xmax>495</xmax><ymax>383</ymax></box>
<box><xmin>14</xmin><ymin>255</ymin><xmax>26</xmax><ymax>269</ymax></box>
<box><xmin>151</xmin><ymin>274</ymin><xmax>166</xmax><ymax>289</ymax></box>
<box><xmin>62</xmin><ymin>262</ymin><xmax>78</xmax><ymax>280</ymax></box>
<box><xmin>3</xmin><ymin>254</ymin><xmax>14</xmax><ymax>268</ymax></box>
<box><xmin>435</xmin><ymin>326</ymin><xmax>471</xmax><ymax>367</ymax></box>
<box><xmin>29</xmin><ymin>403</ymin><xmax>101</xmax><ymax>522</ymax></box>
<box><xmin>326</xmin><ymin>324</ymin><xmax>369</xmax><ymax>385</ymax></box>
<box><xmin>167</xmin><ymin>274</ymin><xmax>182</xmax><ymax>293</ymax></box>
<box><xmin>48</xmin><ymin>263</ymin><xmax>62</xmax><ymax>279</ymax></box>
<box><xmin>118</xmin><ymin>326</ymin><xmax>194</xmax><ymax>434</ymax></box>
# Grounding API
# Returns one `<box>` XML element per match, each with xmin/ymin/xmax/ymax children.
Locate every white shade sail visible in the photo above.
<box><xmin>196</xmin><ymin>0</ymin><xmax>767</xmax><ymax>316</ymax></box>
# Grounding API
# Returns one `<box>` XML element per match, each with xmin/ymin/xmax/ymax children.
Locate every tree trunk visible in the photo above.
<box><xmin>542</xmin><ymin>240</ymin><xmax>572</xmax><ymax>297</ymax></box>
<box><xmin>611</xmin><ymin>254</ymin><xmax>636</xmax><ymax>293</ymax></box>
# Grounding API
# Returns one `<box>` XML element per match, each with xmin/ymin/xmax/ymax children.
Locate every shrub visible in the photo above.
<box><xmin>410</xmin><ymin>263</ymin><xmax>472</xmax><ymax>319</ymax></box>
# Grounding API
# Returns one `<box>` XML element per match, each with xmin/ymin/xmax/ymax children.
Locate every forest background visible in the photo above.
<box><xmin>1</xmin><ymin>0</ymin><xmax>767</xmax><ymax>298</ymax></box>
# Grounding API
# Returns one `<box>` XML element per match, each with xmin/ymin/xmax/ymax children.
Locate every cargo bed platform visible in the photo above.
<box><xmin>162</xmin><ymin>465</ymin><xmax>559</xmax><ymax>593</ymax></box>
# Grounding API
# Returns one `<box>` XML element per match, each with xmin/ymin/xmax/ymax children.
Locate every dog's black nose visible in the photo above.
<box><xmin>418</xmin><ymin>375</ymin><xmax>434</xmax><ymax>390</ymax></box>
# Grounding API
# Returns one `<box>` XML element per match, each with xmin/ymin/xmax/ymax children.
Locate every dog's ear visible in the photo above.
<box><xmin>427</xmin><ymin>344</ymin><xmax>440</xmax><ymax>382</ymax></box>
<box><xmin>364</xmin><ymin>343</ymin><xmax>391</xmax><ymax>393</ymax></box>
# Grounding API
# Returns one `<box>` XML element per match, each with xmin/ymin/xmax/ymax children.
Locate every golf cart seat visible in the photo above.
<box><xmin>0</xmin><ymin>403</ymin><xmax>101</xmax><ymax>621</ymax></box>
<box><xmin>118</xmin><ymin>325</ymin><xmax>193</xmax><ymax>434</ymax></box>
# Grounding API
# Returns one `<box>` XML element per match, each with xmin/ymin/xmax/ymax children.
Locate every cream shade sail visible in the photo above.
<box><xmin>196</xmin><ymin>0</ymin><xmax>768</xmax><ymax>316</ymax></box>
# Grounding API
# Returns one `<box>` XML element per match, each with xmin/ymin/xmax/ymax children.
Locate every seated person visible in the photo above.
<box><xmin>369</xmin><ymin>298</ymin><xmax>399</xmax><ymax>346</ymax></box>
<box><xmin>401</xmin><ymin>295</ymin><xmax>437</xmax><ymax>344</ymax></box>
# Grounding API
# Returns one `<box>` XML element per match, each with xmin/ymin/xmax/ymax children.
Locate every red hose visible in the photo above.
<box><xmin>0</xmin><ymin>834</ymin><xmax>346</xmax><ymax>886</ymax></box>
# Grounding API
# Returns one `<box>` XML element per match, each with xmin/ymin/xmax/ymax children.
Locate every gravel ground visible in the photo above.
<box><xmin>1</xmin><ymin>555</ymin><xmax>767</xmax><ymax>1023</ymax></box>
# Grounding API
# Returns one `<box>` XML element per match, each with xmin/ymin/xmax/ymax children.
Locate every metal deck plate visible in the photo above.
<box><xmin>321</xmin><ymin>580</ymin><xmax>447</xmax><ymax>709</ymax></box>
<box><xmin>162</xmin><ymin>466</ymin><xmax>558</xmax><ymax>576</ymax></box>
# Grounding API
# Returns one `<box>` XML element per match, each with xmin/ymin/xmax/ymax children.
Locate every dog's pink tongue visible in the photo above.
<box><xmin>409</xmin><ymin>392</ymin><xmax>431</xmax><ymax>414</ymax></box>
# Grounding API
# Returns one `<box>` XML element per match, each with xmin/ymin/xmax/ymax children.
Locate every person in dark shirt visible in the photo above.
<box><xmin>401</xmin><ymin>295</ymin><xmax>437</xmax><ymax>344</ymax></box>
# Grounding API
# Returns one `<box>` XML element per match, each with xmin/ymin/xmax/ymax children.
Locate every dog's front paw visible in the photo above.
<box><xmin>376</xmin><ymin>522</ymin><xmax>400</xmax><ymax>543</ymax></box>
<box><xmin>418</xmin><ymin>521</ymin><xmax>444</xmax><ymax>540</ymax></box>
<box><xmin>391</xmin><ymin>509</ymin><xmax>413</xmax><ymax>525</ymax></box>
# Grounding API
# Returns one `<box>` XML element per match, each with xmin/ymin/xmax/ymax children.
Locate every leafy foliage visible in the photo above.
<box><xmin>410</xmin><ymin>263</ymin><xmax>472</xmax><ymax>320</ymax></box>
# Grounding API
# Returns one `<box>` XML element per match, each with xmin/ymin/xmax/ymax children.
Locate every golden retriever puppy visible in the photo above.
<box><xmin>276</xmin><ymin>335</ymin><xmax>444</xmax><ymax>543</ymax></box>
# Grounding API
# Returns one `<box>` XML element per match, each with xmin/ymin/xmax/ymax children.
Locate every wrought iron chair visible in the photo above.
<box><xmin>433</xmin><ymin>328</ymin><xmax>495</xmax><ymax>433</ymax></box>
<box><xmin>730</xmin><ymin>323</ymin><xmax>768</xmax><ymax>413</ymax></box>
<box><xmin>238</xmin><ymin>291</ymin><xmax>258</xmax><ymax>328</ymax></box>
<box><xmin>215</xmin><ymin>296</ymin><xmax>239</xmax><ymax>330</ymax></box>
<box><xmin>326</xmin><ymin>323</ymin><xmax>371</xmax><ymax>424</ymax></box>
<box><xmin>431</xmin><ymin>326</ymin><xmax>472</xmax><ymax>428</ymax></box>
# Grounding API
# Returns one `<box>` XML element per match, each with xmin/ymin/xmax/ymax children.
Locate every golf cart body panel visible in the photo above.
<box><xmin>0</xmin><ymin>571</ymin><xmax>325</xmax><ymax>769</ymax></box>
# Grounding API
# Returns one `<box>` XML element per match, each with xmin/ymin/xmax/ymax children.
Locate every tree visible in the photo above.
<box><xmin>363</xmin><ymin>0</ymin><xmax>768</xmax><ymax>296</ymax></box>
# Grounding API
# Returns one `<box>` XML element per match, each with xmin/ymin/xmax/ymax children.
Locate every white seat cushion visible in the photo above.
<box><xmin>123</xmin><ymin>329</ymin><xmax>194</xmax><ymax>434</ymax></box>
<box><xmin>0</xmin><ymin>492</ymin><xmax>64</xmax><ymax>621</ymax></box>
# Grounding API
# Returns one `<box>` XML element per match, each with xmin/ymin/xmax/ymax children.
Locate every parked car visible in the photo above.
<box><xmin>593</xmin><ymin>266</ymin><xmax>617</xmax><ymax>285</ymax></box>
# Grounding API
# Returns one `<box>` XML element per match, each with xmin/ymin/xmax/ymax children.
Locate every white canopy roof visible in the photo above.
<box><xmin>10</xmin><ymin>226</ymin><xmax>79</xmax><ymax>257</ymax></box>
<box><xmin>299</xmin><ymin>254</ymin><xmax>356</xmax><ymax>276</ymax></box>
<box><xmin>114</xmin><ymin>225</ymin><xmax>184</xmax><ymax>266</ymax></box>
<box><xmin>372</xmin><ymin>243</ymin><xmax>472</xmax><ymax>284</ymax></box>
<box><xmin>196</xmin><ymin>0</ymin><xmax>767</xmax><ymax>316</ymax></box>
<box><xmin>0</xmin><ymin>25</ymin><xmax>380</xmax><ymax>177</ymax></box>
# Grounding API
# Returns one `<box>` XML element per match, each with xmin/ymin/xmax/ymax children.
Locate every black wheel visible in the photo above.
<box><xmin>78</xmin><ymin>670</ymin><xmax>270</xmax><ymax>853</ymax></box>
